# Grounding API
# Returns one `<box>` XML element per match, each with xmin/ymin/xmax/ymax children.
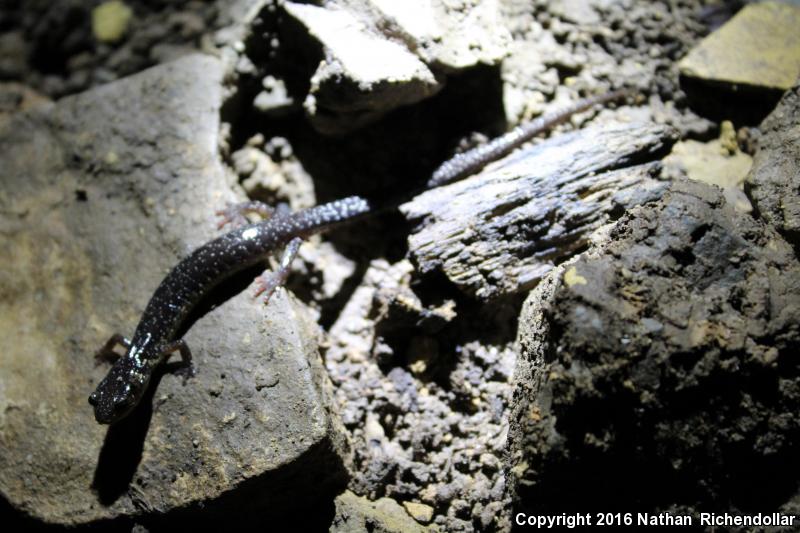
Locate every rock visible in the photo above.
<box><xmin>331</xmin><ymin>490</ymin><xmax>432</xmax><ymax>533</ymax></box>
<box><xmin>231</xmin><ymin>140</ymin><xmax>316</xmax><ymax>210</ymax></box>
<box><xmin>92</xmin><ymin>1</ymin><xmax>134</xmax><ymax>44</ymax></box>
<box><xmin>403</xmin><ymin>501</ymin><xmax>435</xmax><ymax>524</ymax></box>
<box><xmin>149</xmin><ymin>43</ymin><xmax>198</xmax><ymax>64</ymax></box>
<box><xmin>400</xmin><ymin>119</ymin><xmax>679</xmax><ymax>300</ymax></box>
<box><xmin>0</xmin><ymin>54</ymin><xmax>347</xmax><ymax>525</ymax></box>
<box><xmin>0</xmin><ymin>82</ymin><xmax>50</xmax><ymax>126</ymax></box>
<box><xmin>370</xmin><ymin>0</ymin><xmax>510</xmax><ymax>71</ymax></box>
<box><xmin>253</xmin><ymin>75</ymin><xmax>296</xmax><ymax>116</ymax></box>
<box><xmin>509</xmin><ymin>179</ymin><xmax>800</xmax><ymax>514</ymax></box>
<box><xmin>0</xmin><ymin>31</ymin><xmax>28</xmax><ymax>79</ymax></box>
<box><xmin>549</xmin><ymin>0</ymin><xmax>605</xmax><ymax>25</ymax></box>
<box><xmin>663</xmin><ymin>120</ymin><xmax>753</xmax><ymax>212</ymax></box>
<box><xmin>280</xmin><ymin>0</ymin><xmax>511</xmax><ymax>134</ymax></box>
<box><xmin>679</xmin><ymin>2</ymin><xmax>800</xmax><ymax>92</ymax></box>
<box><xmin>677</xmin><ymin>1</ymin><xmax>800</xmax><ymax>122</ymax></box>
<box><xmin>284</xmin><ymin>1</ymin><xmax>441</xmax><ymax>135</ymax></box>
<box><xmin>746</xmin><ymin>80</ymin><xmax>800</xmax><ymax>247</ymax></box>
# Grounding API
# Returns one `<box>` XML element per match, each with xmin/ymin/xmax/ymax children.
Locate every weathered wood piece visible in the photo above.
<box><xmin>400</xmin><ymin>120</ymin><xmax>679</xmax><ymax>299</ymax></box>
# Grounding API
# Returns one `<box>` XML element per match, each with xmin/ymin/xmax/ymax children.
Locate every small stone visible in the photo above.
<box><xmin>406</xmin><ymin>337</ymin><xmax>438</xmax><ymax>377</ymax></box>
<box><xmin>403</xmin><ymin>501</ymin><xmax>435</xmax><ymax>524</ymax></box>
<box><xmin>563</xmin><ymin>266</ymin><xmax>587</xmax><ymax>287</ymax></box>
<box><xmin>92</xmin><ymin>1</ymin><xmax>134</xmax><ymax>44</ymax></box>
<box><xmin>253</xmin><ymin>76</ymin><xmax>295</xmax><ymax>115</ymax></box>
<box><xmin>331</xmin><ymin>491</ymin><xmax>429</xmax><ymax>533</ymax></box>
<box><xmin>550</xmin><ymin>0</ymin><xmax>602</xmax><ymax>25</ymax></box>
<box><xmin>663</xmin><ymin>125</ymin><xmax>753</xmax><ymax>212</ymax></box>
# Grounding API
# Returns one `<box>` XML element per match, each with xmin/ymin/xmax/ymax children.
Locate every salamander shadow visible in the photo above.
<box><xmin>91</xmin><ymin>363</ymin><xmax>170</xmax><ymax>506</ymax></box>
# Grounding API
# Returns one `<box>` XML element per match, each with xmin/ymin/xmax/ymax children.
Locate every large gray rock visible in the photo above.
<box><xmin>400</xmin><ymin>119</ymin><xmax>678</xmax><ymax>300</ymax></box>
<box><xmin>0</xmin><ymin>54</ymin><xmax>348</xmax><ymax>525</ymax></box>
<box><xmin>508</xmin><ymin>179</ymin><xmax>800</xmax><ymax>514</ymax></box>
<box><xmin>747</xmin><ymin>79</ymin><xmax>800</xmax><ymax>248</ymax></box>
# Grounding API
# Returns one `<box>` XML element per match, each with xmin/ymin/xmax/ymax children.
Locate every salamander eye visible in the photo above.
<box><xmin>113</xmin><ymin>389</ymin><xmax>134</xmax><ymax>410</ymax></box>
<box><xmin>88</xmin><ymin>393</ymin><xmax>98</xmax><ymax>406</ymax></box>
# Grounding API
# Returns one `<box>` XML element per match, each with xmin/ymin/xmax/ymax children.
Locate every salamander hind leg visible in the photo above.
<box><xmin>254</xmin><ymin>237</ymin><xmax>302</xmax><ymax>304</ymax></box>
<box><xmin>216</xmin><ymin>200</ymin><xmax>276</xmax><ymax>229</ymax></box>
<box><xmin>160</xmin><ymin>339</ymin><xmax>195</xmax><ymax>382</ymax></box>
<box><xmin>94</xmin><ymin>333</ymin><xmax>131</xmax><ymax>364</ymax></box>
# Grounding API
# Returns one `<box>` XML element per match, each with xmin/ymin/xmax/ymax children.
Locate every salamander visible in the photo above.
<box><xmin>427</xmin><ymin>89</ymin><xmax>629</xmax><ymax>187</ymax></box>
<box><xmin>89</xmin><ymin>89</ymin><xmax>629</xmax><ymax>424</ymax></box>
<box><xmin>88</xmin><ymin>197</ymin><xmax>372</xmax><ymax>423</ymax></box>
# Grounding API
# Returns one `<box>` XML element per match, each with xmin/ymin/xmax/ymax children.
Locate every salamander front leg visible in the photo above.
<box><xmin>160</xmin><ymin>339</ymin><xmax>195</xmax><ymax>382</ymax></box>
<box><xmin>216</xmin><ymin>200</ymin><xmax>276</xmax><ymax>229</ymax></box>
<box><xmin>94</xmin><ymin>333</ymin><xmax>130</xmax><ymax>364</ymax></box>
<box><xmin>254</xmin><ymin>237</ymin><xmax>303</xmax><ymax>304</ymax></box>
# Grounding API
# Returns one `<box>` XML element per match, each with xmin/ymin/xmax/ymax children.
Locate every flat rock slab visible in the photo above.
<box><xmin>509</xmin><ymin>179</ymin><xmax>800</xmax><ymax>512</ymax></box>
<box><xmin>678</xmin><ymin>1</ymin><xmax>800</xmax><ymax>91</ymax></box>
<box><xmin>0</xmin><ymin>54</ymin><xmax>347</xmax><ymax>525</ymax></box>
<box><xmin>747</xmin><ymin>79</ymin><xmax>800</xmax><ymax>247</ymax></box>
<box><xmin>400</xmin><ymin>119</ymin><xmax>678</xmax><ymax>300</ymax></box>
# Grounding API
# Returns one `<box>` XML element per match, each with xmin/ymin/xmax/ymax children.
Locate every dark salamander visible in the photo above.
<box><xmin>89</xmin><ymin>90</ymin><xmax>628</xmax><ymax>424</ymax></box>
<box><xmin>89</xmin><ymin>197</ymin><xmax>371</xmax><ymax>423</ymax></box>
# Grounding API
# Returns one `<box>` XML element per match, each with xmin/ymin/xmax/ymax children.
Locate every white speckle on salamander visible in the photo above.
<box><xmin>242</xmin><ymin>227</ymin><xmax>258</xmax><ymax>240</ymax></box>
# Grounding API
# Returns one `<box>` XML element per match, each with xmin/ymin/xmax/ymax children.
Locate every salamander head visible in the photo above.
<box><xmin>88</xmin><ymin>357</ymin><xmax>147</xmax><ymax>424</ymax></box>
